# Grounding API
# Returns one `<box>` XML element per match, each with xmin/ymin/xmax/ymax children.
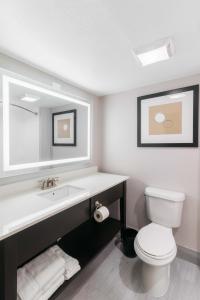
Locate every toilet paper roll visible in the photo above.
<box><xmin>94</xmin><ymin>206</ymin><xmax>109</xmax><ymax>223</ymax></box>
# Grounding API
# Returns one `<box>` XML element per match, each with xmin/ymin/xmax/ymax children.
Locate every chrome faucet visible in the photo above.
<box><xmin>39</xmin><ymin>177</ymin><xmax>59</xmax><ymax>190</ymax></box>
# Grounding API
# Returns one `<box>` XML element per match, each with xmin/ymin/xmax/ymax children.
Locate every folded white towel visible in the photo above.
<box><xmin>50</xmin><ymin>246</ymin><xmax>79</xmax><ymax>266</ymax></box>
<box><xmin>17</xmin><ymin>268</ymin><xmax>41</xmax><ymax>300</ymax></box>
<box><xmin>50</xmin><ymin>246</ymin><xmax>81</xmax><ymax>280</ymax></box>
<box><xmin>17</xmin><ymin>245</ymin><xmax>81</xmax><ymax>300</ymax></box>
<box><xmin>18</xmin><ymin>266</ymin><xmax>65</xmax><ymax>300</ymax></box>
<box><xmin>25</xmin><ymin>248</ymin><xmax>65</xmax><ymax>289</ymax></box>
<box><xmin>39</xmin><ymin>275</ymin><xmax>65</xmax><ymax>300</ymax></box>
<box><xmin>65</xmin><ymin>263</ymin><xmax>81</xmax><ymax>280</ymax></box>
<box><xmin>41</xmin><ymin>267</ymin><xmax>64</xmax><ymax>295</ymax></box>
<box><xmin>18</xmin><ymin>247</ymin><xmax>66</xmax><ymax>300</ymax></box>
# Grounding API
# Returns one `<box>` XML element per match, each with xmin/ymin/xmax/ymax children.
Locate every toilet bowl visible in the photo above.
<box><xmin>134</xmin><ymin>187</ymin><xmax>185</xmax><ymax>298</ymax></box>
<box><xmin>134</xmin><ymin>223</ymin><xmax>177</xmax><ymax>297</ymax></box>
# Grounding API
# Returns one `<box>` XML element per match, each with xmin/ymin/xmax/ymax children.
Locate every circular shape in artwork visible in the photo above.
<box><xmin>154</xmin><ymin>112</ymin><xmax>166</xmax><ymax>124</ymax></box>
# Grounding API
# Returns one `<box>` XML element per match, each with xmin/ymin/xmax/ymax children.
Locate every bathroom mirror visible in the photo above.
<box><xmin>1</xmin><ymin>75</ymin><xmax>91</xmax><ymax>172</ymax></box>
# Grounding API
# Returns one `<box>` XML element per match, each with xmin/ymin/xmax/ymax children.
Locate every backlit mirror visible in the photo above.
<box><xmin>1</xmin><ymin>75</ymin><xmax>91</xmax><ymax>172</ymax></box>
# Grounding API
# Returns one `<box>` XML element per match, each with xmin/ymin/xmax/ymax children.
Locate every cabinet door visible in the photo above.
<box><xmin>17</xmin><ymin>199</ymin><xmax>90</xmax><ymax>266</ymax></box>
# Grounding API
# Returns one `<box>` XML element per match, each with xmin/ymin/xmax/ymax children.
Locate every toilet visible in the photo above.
<box><xmin>134</xmin><ymin>187</ymin><xmax>185</xmax><ymax>298</ymax></box>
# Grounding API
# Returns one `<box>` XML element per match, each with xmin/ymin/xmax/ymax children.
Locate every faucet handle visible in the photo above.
<box><xmin>38</xmin><ymin>179</ymin><xmax>47</xmax><ymax>190</ymax></box>
<box><xmin>52</xmin><ymin>177</ymin><xmax>59</xmax><ymax>187</ymax></box>
<box><xmin>38</xmin><ymin>177</ymin><xmax>59</xmax><ymax>189</ymax></box>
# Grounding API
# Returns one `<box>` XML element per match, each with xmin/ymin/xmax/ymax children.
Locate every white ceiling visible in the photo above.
<box><xmin>0</xmin><ymin>0</ymin><xmax>200</xmax><ymax>96</ymax></box>
<box><xmin>10</xmin><ymin>84</ymin><xmax>72</xmax><ymax>108</ymax></box>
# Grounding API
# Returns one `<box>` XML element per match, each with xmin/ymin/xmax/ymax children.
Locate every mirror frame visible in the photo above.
<box><xmin>2</xmin><ymin>75</ymin><xmax>91</xmax><ymax>171</ymax></box>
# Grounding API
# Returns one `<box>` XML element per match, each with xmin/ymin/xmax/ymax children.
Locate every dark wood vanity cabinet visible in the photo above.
<box><xmin>17</xmin><ymin>199</ymin><xmax>90</xmax><ymax>266</ymax></box>
<box><xmin>0</xmin><ymin>181</ymin><xmax>126</xmax><ymax>300</ymax></box>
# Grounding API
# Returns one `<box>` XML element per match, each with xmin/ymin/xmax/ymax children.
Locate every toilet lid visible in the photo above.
<box><xmin>136</xmin><ymin>223</ymin><xmax>176</xmax><ymax>257</ymax></box>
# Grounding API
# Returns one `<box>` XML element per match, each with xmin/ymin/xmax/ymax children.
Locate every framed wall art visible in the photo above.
<box><xmin>137</xmin><ymin>85</ymin><xmax>199</xmax><ymax>147</ymax></box>
<box><xmin>52</xmin><ymin>109</ymin><xmax>76</xmax><ymax>146</ymax></box>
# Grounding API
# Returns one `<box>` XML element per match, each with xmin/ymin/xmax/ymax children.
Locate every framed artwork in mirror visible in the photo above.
<box><xmin>52</xmin><ymin>109</ymin><xmax>77</xmax><ymax>146</ymax></box>
<box><xmin>137</xmin><ymin>85</ymin><xmax>199</xmax><ymax>147</ymax></box>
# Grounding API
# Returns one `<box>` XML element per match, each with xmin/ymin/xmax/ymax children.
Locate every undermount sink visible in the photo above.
<box><xmin>38</xmin><ymin>185</ymin><xmax>86</xmax><ymax>201</ymax></box>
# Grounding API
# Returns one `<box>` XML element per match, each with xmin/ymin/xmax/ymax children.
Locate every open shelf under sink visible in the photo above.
<box><xmin>50</xmin><ymin>217</ymin><xmax>120</xmax><ymax>299</ymax></box>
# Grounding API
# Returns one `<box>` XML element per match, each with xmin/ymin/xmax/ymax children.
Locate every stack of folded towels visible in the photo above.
<box><xmin>17</xmin><ymin>245</ymin><xmax>81</xmax><ymax>300</ymax></box>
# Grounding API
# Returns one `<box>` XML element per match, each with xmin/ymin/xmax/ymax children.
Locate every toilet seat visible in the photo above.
<box><xmin>135</xmin><ymin>239</ymin><xmax>176</xmax><ymax>260</ymax></box>
<box><xmin>134</xmin><ymin>223</ymin><xmax>177</xmax><ymax>266</ymax></box>
<box><xmin>137</xmin><ymin>223</ymin><xmax>176</xmax><ymax>257</ymax></box>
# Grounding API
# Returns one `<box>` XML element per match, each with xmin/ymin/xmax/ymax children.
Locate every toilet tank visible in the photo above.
<box><xmin>145</xmin><ymin>187</ymin><xmax>185</xmax><ymax>228</ymax></box>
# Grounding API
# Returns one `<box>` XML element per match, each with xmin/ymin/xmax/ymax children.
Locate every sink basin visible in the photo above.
<box><xmin>38</xmin><ymin>185</ymin><xmax>86</xmax><ymax>201</ymax></box>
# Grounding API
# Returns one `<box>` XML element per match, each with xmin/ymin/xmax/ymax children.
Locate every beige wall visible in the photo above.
<box><xmin>100</xmin><ymin>74</ymin><xmax>200</xmax><ymax>252</ymax></box>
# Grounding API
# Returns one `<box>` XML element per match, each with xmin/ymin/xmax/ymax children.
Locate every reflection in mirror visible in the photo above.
<box><xmin>1</xmin><ymin>75</ymin><xmax>90</xmax><ymax>172</ymax></box>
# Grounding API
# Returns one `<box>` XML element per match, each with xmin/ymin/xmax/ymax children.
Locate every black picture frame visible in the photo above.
<box><xmin>137</xmin><ymin>85</ymin><xmax>199</xmax><ymax>147</ymax></box>
<box><xmin>52</xmin><ymin>109</ymin><xmax>77</xmax><ymax>146</ymax></box>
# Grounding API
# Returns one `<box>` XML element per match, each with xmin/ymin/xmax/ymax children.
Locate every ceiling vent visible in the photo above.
<box><xmin>133</xmin><ymin>38</ymin><xmax>175</xmax><ymax>66</ymax></box>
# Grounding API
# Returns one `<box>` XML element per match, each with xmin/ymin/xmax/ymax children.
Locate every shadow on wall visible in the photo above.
<box><xmin>126</xmin><ymin>178</ymin><xmax>149</xmax><ymax>230</ymax></box>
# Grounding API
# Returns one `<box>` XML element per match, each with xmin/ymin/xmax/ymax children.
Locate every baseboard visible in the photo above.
<box><xmin>177</xmin><ymin>246</ymin><xmax>200</xmax><ymax>266</ymax></box>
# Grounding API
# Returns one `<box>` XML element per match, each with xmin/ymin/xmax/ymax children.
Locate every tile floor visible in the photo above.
<box><xmin>58</xmin><ymin>239</ymin><xmax>200</xmax><ymax>300</ymax></box>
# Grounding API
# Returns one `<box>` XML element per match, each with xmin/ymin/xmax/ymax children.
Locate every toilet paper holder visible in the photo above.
<box><xmin>95</xmin><ymin>201</ymin><xmax>102</xmax><ymax>209</ymax></box>
<box><xmin>93</xmin><ymin>201</ymin><xmax>110</xmax><ymax>223</ymax></box>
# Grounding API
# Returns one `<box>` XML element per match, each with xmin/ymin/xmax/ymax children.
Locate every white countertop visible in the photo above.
<box><xmin>0</xmin><ymin>171</ymin><xmax>128</xmax><ymax>241</ymax></box>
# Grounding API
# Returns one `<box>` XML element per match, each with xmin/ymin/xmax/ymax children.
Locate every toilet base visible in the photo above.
<box><xmin>142</xmin><ymin>262</ymin><xmax>170</xmax><ymax>298</ymax></box>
